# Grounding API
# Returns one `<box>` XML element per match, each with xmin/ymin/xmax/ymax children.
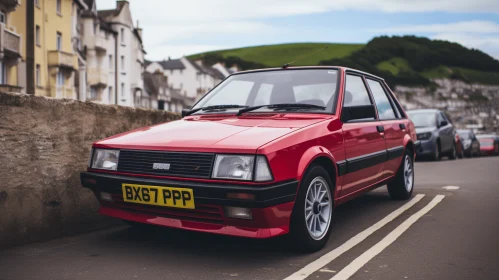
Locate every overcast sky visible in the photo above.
<box><xmin>96</xmin><ymin>0</ymin><xmax>499</xmax><ymax>61</ymax></box>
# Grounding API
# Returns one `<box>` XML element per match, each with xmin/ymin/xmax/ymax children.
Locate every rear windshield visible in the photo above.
<box><xmin>407</xmin><ymin>112</ymin><xmax>436</xmax><ymax>128</ymax></box>
<box><xmin>458</xmin><ymin>132</ymin><xmax>470</xmax><ymax>139</ymax></box>
<box><xmin>193</xmin><ymin>69</ymin><xmax>339</xmax><ymax>114</ymax></box>
<box><xmin>479</xmin><ymin>139</ymin><xmax>494</xmax><ymax>147</ymax></box>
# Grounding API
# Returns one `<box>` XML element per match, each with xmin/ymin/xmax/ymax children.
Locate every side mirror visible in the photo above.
<box><xmin>341</xmin><ymin>105</ymin><xmax>377</xmax><ymax>122</ymax></box>
<box><xmin>439</xmin><ymin>120</ymin><xmax>448</xmax><ymax>127</ymax></box>
<box><xmin>181</xmin><ymin>109</ymin><xmax>190</xmax><ymax>118</ymax></box>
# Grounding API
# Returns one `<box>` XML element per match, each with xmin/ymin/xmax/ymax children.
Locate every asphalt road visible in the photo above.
<box><xmin>1</xmin><ymin>156</ymin><xmax>499</xmax><ymax>280</ymax></box>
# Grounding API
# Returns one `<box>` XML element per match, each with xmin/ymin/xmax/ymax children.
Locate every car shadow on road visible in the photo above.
<box><xmin>96</xmin><ymin>191</ymin><xmax>400</xmax><ymax>261</ymax></box>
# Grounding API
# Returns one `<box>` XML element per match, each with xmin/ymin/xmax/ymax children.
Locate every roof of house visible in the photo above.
<box><xmin>159</xmin><ymin>59</ymin><xmax>186</xmax><ymax>70</ymax></box>
<box><xmin>187</xmin><ymin>59</ymin><xmax>225</xmax><ymax>79</ymax></box>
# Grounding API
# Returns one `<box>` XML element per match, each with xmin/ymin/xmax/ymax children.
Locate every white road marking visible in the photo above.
<box><xmin>283</xmin><ymin>194</ymin><xmax>425</xmax><ymax>280</ymax></box>
<box><xmin>330</xmin><ymin>195</ymin><xmax>445</xmax><ymax>280</ymax></box>
<box><xmin>319</xmin><ymin>269</ymin><xmax>337</xmax><ymax>273</ymax></box>
<box><xmin>442</xmin><ymin>186</ymin><xmax>460</xmax><ymax>190</ymax></box>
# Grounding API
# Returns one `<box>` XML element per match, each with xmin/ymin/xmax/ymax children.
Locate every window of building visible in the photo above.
<box><xmin>56</xmin><ymin>0</ymin><xmax>61</xmax><ymax>14</ymax></box>
<box><xmin>90</xmin><ymin>87</ymin><xmax>97</xmax><ymax>100</ymax></box>
<box><xmin>36</xmin><ymin>64</ymin><xmax>41</xmax><ymax>86</ymax></box>
<box><xmin>108</xmin><ymin>86</ymin><xmax>113</xmax><ymax>103</ymax></box>
<box><xmin>120</xmin><ymin>28</ymin><xmax>124</xmax><ymax>44</ymax></box>
<box><xmin>121</xmin><ymin>82</ymin><xmax>125</xmax><ymax>97</ymax></box>
<box><xmin>120</xmin><ymin>55</ymin><xmax>124</xmax><ymax>71</ymax></box>
<box><xmin>56</xmin><ymin>32</ymin><xmax>62</xmax><ymax>51</ymax></box>
<box><xmin>0</xmin><ymin>12</ymin><xmax>6</xmax><ymax>24</ymax></box>
<box><xmin>35</xmin><ymin>25</ymin><xmax>40</xmax><ymax>46</ymax></box>
<box><xmin>56</xmin><ymin>71</ymin><xmax>64</xmax><ymax>86</ymax></box>
<box><xmin>109</xmin><ymin>55</ymin><xmax>113</xmax><ymax>70</ymax></box>
<box><xmin>366</xmin><ymin>79</ymin><xmax>396</xmax><ymax>120</ymax></box>
<box><xmin>0</xmin><ymin>61</ymin><xmax>5</xmax><ymax>84</ymax></box>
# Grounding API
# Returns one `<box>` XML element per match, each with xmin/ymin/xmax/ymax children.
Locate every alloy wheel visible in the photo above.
<box><xmin>403</xmin><ymin>155</ymin><xmax>413</xmax><ymax>192</ymax></box>
<box><xmin>304</xmin><ymin>177</ymin><xmax>332</xmax><ymax>240</ymax></box>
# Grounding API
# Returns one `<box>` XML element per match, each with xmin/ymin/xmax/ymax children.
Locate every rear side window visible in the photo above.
<box><xmin>344</xmin><ymin>75</ymin><xmax>372</xmax><ymax>107</ymax></box>
<box><xmin>366</xmin><ymin>79</ymin><xmax>396</xmax><ymax>120</ymax></box>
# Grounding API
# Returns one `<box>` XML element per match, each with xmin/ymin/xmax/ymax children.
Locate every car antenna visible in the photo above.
<box><xmin>282</xmin><ymin>46</ymin><xmax>329</xmax><ymax>68</ymax></box>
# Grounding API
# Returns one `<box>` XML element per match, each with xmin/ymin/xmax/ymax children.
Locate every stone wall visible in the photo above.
<box><xmin>0</xmin><ymin>92</ymin><xmax>180</xmax><ymax>247</ymax></box>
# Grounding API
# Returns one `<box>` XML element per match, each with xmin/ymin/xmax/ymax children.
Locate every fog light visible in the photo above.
<box><xmin>225</xmin><ymin>206</ymin><xmax>252</xmax><ymax>220</ymax></box>
<box><xmin>100</xmin><ymin>192</ymin><xmax>113</xmax><ymax>202</ymax></box>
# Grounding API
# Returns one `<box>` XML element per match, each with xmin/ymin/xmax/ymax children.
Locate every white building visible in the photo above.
<box><xmin>80</xmin><ymin>0</ymin><xmax>117</xmax><ymax>104</ymax></box>
<box><xmin>146</xmin><ymin>57</ymin><xmax>225</xmax><ymax>102</ymax></box>
<box><xmin>96</xmin><ymin>0</ymin><xmax>145</xmax><ymax>107</ymax></box>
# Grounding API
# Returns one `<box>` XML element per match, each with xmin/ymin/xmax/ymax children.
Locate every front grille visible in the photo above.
<box><xmin>118</xmin><ymin>150</ymin><xmax>215</xmax><ymax>178</ymax></box>
<box><xmin>111</xmin><ymin>194</ymin><xmax>224</xmax><ymax>224</ymax></box>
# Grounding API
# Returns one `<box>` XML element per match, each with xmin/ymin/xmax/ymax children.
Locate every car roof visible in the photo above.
<box><xmin>233</xmin><ymin>66</ymin><xmax>385</xmax><ymax>81</ymax></box>
<box><xmin>477</xmin><ymin>134</ymin><xmax>497</xmax><ymax>138</ymax></box>
<box><xmin>406</xmin><ymin>109</ymin><xmax>440</xmax><ymax>113</ymax></box>
<box><xmin>456</xmin><ymin>129</ymin><xmax>471</xmax><ymax>133</ymax></box>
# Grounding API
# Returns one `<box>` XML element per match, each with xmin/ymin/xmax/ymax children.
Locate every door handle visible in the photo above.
<box><xmin>377</xmin><ymin>125</ymin><xmax>384</xmax><ymax>133</ymax></box>
<box><xmin>399</xmin><ymin>123</ymin><xmax>406</xmax><ymax>130</ymax></box>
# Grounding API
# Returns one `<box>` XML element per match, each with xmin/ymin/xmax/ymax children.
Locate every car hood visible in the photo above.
<box><xmin>415</xmin><ymin>127</ymin><xmax>436</xmax><ymax>134</ymax></box>
<box><xmin>94</xmin><ymin>114</ymin><xmax>332</xmax><ymax>153</ymax></box>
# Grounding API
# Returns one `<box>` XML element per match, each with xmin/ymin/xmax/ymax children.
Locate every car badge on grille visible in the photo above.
<box><xmin>152</xmin><ymin>163</ymin><xmax>171</xmax><ymax>170</ymax></box>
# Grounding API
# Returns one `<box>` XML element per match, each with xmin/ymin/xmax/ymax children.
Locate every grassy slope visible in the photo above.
<box><xmin>189</xmin><ymin>43</ymin><xmax>364</xmax><ymax>67</ymax></box>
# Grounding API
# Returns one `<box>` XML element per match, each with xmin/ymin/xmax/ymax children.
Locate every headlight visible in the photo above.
<box><xmin>212</xmin><ymin>155</ymin><xmax>273</xmax><ymax>181</ymax></box>
<box><xmin>91</xmin><ymin>149</ymin><xmax>120</xmax><ymax>171</ymax></box>
<box><xmin>417</xmin><ymin>132</ymin><xmax>432</xmax><ymax>140</ymax></box>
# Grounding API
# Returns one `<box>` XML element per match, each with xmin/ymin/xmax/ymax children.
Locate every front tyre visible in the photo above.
<box><xmin>387</xmin><ymin>150</ymin><xmax>414</xmax><ymax>200</ymax></box>
<box><xmin>288</xmin><ymin>165</ymin><xmax>334</xmax><ymax>252</ymax></box>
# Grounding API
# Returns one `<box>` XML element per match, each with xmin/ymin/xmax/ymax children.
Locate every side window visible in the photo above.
<box><xmin>437</xmin><ymin>113</ymin><xmax>444</xmax><ymax>126</ymax></box>
<box><xmin>344</xmin><ymin>75</ymin><xmax>372</xmax><ymax>107</ymax></box>
<box><xmin>366</xmin><ymin>79</ymin><xmax>396</xmax><ymax>120</ymax></box>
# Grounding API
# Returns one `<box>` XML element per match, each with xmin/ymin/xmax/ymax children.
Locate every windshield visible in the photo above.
<box><xmin>407</xmin><ymin>112</ymin><xmax>436</xmax><ymax>128</ymax></box>
<box><xmin>192</xmin><ymin>69</ymin><xmax>339</xmax><ymax>114</ymax></box>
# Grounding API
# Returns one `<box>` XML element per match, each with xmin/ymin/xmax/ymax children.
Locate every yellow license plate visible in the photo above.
<box><xmin>122</xmin><ymin>183</ymin><xmax>195</xmax><ymax>209</ymax></box>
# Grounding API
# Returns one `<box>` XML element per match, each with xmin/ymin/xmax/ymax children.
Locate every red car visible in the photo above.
<box><xmin>81</xmin><ymin>67</ymin><xmax>418</xmax><ymax>252</ymax></box>
<box><xmin>477</xmin><ymin>135</ymin><xmax>499</xmax><ymax>156</ymax></box>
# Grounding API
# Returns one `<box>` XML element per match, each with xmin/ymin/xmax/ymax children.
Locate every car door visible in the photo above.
<box><xmin>340</xmin><ymin>73</ymin><xmax>386</xmax><ymax>197</ymax></box>
<box><xmin>437</xmin><ymin>112</ymin><xmax>453</xmax><ymax>152</ymax></box>
<box><xmin>365</xmin><ymin>78</ymin><xmax>406</xmax><ymax>179</ymax></box>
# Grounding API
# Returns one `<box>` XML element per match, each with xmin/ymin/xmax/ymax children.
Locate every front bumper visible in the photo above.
<box><xmin>416</xmin><ymin>139</ymin><xmax>436</xmax><ymax>157</ymax></box>
<box><xmin>80</xmin><ymin>172</ymin><xmax>299</xmax><ymax>238</ymax></box>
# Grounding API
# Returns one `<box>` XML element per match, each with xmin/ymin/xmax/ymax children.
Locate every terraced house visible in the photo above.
<box><xmin>0</xmin><ymin>0</ymin><xmax>25</xmax><ymax>93</ymax></box>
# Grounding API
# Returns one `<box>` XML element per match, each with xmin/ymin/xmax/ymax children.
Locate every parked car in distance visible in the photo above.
<box><xmin>407</xmin><ymin>109</ymin><xmax>457</xmax><ymax>161</ymax></box>
<box><xmin>477</xmin><ymin>134</ymin><xmax>499</xmax><ymax>156</ymax></box>
<box><xmin>81</xmin><ymin>66</ymin><xmax>418</xmax><ymax>252</ymax></box>
<box><xmin>456</xmin><ymin>129</ymin><xmax>480</xmax><ymax>157</ymax></box>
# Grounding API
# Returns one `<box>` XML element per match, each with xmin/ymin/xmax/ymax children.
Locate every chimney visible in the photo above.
<box><xmin>117</xmin><ymin>0</ymin><xmax>128</xmax><ymax>11</ymax></box>
<box><xmin>136</xmin><ymin>20</ymin><xmax>142</xmax><ymax>38</ymax></box>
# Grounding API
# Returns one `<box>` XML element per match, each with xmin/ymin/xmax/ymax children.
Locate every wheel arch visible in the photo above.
<box><xmin>296</xmin><ymin>146</ymin><xmax>338</xmax><ymax>196</ymax></box>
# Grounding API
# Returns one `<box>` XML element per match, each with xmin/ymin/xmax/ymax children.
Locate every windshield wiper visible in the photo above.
<box><xmin>236</xmin><ymin>103</ymin><xmax>326</xmax><ymax>116</ymax></box>
<box><xmin>184</xmin><ymin>104</ymin><xmax>248</xmax><ymax>116</ymax></box>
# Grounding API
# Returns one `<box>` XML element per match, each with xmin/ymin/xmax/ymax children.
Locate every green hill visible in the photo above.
<box><xmin>188</xmin><ymin>43</ymin><xmax>364</xmax><ymax>68</ymax></box>
<box><xmin>320</xmin><ymin>36</ymin><xmax>499</xmax><ymax>86</ymax></box>
<box><xmin>189</xmin><ymin>37</ymin><xmax>499</xmax><ymax>87</ymax></box>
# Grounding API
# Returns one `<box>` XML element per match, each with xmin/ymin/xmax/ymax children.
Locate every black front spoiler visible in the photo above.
<box><xmin>80</xmin><ymin>172</ymin><xmax>299</xmax><ymax>208</ymax></box>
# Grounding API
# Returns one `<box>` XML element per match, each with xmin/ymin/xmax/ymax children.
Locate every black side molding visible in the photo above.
<box><xmin>338</xmin><ymin>145</ymin><xmax>405</xmax><ymax>176</ymax></box>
